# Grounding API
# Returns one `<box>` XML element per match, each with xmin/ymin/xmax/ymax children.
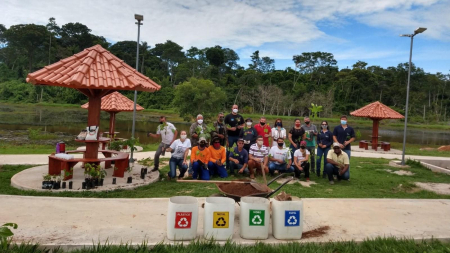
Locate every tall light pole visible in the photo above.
<box><xmin>400</xmin><ymin>27</ymin><xmax>427</xmax><ymax>165</ymax></box>
<box><xmin>130</xmin><ymin>14</ymin><xmax>143</xmax><ymax>164</ymax></box>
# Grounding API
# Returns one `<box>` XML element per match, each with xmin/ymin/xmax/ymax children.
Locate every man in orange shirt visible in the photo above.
<box><xmin>254</xmin><ymin>117</ymin><xmax>272</xmax><ymax>147</ymax></box>
<box><xmin>208</xmin><ymin>138</ymin><xmax>227</xmax><ymax>178</ymax></box>
<box><xmin>190</xmin><ymin>137</ymin><xmax>211</xmax><ymax>180</ymax></box>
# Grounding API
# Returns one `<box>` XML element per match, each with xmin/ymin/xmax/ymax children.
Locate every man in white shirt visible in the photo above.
<box><xmin>268</xmin><ymin>137</ymin><xmax>294</xmax><ymax>176</ymax></box>
<box><xmin>148</xmin><ymin>116</ymin><xmax>178</xmax><ymax>172</ymax></box>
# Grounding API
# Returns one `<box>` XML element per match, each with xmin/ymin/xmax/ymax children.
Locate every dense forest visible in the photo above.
<box><xmin>0</xmin><ymin>18</ymin><xmax>449</xmax><ymax>122</ymax></box>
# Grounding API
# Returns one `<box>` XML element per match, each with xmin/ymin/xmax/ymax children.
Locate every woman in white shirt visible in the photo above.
<box><xmin>271</xmin><ymin>118</ymin><xmax>286</xmax><ymax>148</ymax></box>
<box><xmin>293</xmin><ymin>141</ymin><xmax>310</xmax><ymax>181</ymax></box>
<box><xmin>166</xmin><ymin>130</ymin><xmax>191</xmax><ymax>180</ymax></box>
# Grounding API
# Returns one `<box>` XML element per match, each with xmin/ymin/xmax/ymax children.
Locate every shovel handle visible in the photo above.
<box><xmin>265</xmin><ymin>177</ymin><xmax>294</xmax><ymax>198</ymax></box>
<box><xmin>178</xmin><ymin>180</ymin><xmax>251</xmax><ymax>184</ymax></box>
<box><xmin>267</xmin><ymin>173</ymin><xmax>293</xmax><ymax>186</ymax></box>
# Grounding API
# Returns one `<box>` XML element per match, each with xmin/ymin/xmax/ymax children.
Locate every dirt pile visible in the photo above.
<box><xmin>217</xmin><ymin>183</ymin><xmax>265</xmax><ymax>196</ymax></box>
<box><xmin>302</xmin><ymin>226</ymin><xmax>330</xmax><ymax>239</ymax></box>
<box><xmin>438</xmin><ymin>145</ymin><xmax>450</xmax><ymax>151</ymax></box>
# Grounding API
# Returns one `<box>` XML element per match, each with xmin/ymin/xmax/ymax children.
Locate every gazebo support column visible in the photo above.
<box><xmin>85</xmin><ymin>91</ymin><xmax>102</xmax><ymax>160</ymax></box>
<box><xmin>109</xmin><ymin>112</ymin><xmax>117</xmax><ymax>138</ymax></box>
<box><xmin>371</xmin><ymin>119</ymin><xmax>380</xmax><ymax>150</ymax></box>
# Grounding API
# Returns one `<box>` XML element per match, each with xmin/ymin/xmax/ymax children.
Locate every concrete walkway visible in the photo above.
<box><xmin>2</xmin><ymin>147</ymin><xmax>450</xmax><ymax>165</ymax></box>
<box><xmin>1</xmin><ymin>195</ymin><xmax>449</xmax><ymax>249</ymax></box>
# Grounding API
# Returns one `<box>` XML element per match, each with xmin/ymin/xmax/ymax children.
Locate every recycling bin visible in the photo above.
<box><xmin>203</xmin><ymin>197</ymin><xmax>235</xmax><ymax>240</ymax></box>
<box><xmin>271</xmin><ymin>198</ymin><xmax>303</xmax><ymax>239</ymax></box>
<box><xmin>167</xmin><ymin>196</ymin><xmax>199</xmax><ymax>241</ymax></box>
<box><xmin>240</xmin><ymin>196</ymin><xmax>270</xmax><ymax>240</ymax></box>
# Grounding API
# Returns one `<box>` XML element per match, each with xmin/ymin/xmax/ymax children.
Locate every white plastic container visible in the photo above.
<box><xmin>271</xmin><ymin>198</ymin><xmax>303</xmax><ymax>239</ymax></box>
<box><xmin>167</xmin><ymin>196</ymin><xmax>198</xmax><ymax>241</ymax></box>
<box><xmin>240</xmin><ymin>196</ymin><xmax>270</xmax><ymax>240</ymax></box>
<box><xmin>203</xmin><ymin>197</ymin><xmax>235</xmax><ymax>240</ymax></box>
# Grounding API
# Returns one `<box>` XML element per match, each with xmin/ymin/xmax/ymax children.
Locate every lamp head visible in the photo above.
<box><xmin>400</xmin><ymin>34</ymin><xmax>412</xmax><ymax>37</ymax></box>
<box><xmin>414</xmin><ymin>27</ymin><xmax>427</xmax><ymax>34</ymax></box>
<box><xmin>135</xmin><ymin>14</ymin><xmax>144</xmax><ymax>21</ymax></box>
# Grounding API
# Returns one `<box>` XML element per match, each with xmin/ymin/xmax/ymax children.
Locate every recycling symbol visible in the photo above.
<box><xmin>215</xmin><ymin>217</ymin><xmax>226</xmax><ymax>227</ymax></box>
<box><xmin>177</xmin><ymin>217</ymin><xmax>189</xmax><ymax>227</ymax></box>
<box><xmin>252</xmin><ymin>215</ymin><xmax>262</xmax><ymax>225</ymax></box>
<box><xmin>287</xmin><ymin>216</ymin><xmax>297</xmax><ymax>225</ymax></box>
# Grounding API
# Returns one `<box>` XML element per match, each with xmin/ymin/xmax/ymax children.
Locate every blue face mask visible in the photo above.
<box><xmin>341</xmin><ymin>120</ymin><xmax>347</xmax><ymax>125</ymax></box>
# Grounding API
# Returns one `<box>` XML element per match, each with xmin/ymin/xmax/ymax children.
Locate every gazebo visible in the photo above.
<box><xmin>351</xmin><ymin>101</ymin><xmax>404</xmax><ymax>150</ymax></box>
<box><xmin>26</xmin><ymin>44</ymin><xmax>160</xmax><ymax>176</ymax></box>
<box><xmin>81</xmin><ymin>91</ymin><xmax>144</xmax><ymax>138</ymax></box>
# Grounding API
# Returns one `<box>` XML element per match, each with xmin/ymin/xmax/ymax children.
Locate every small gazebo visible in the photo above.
<box><xmin>351</xmin><ymin>101</ymin><xmax>404</xmax><ymax>150</ymax></box>
<box><xmin>81</xmin><ymin>91</ymin><xmax>144</xmax><ymax>138</ymax></box>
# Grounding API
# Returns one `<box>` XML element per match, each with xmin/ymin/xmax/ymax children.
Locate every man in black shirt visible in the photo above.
<box><xmin>333</xmin><ymin>115</ymin><xmax>355</xmax><ymax>179</ymax></box>
<box><xmin>224</xmin><ymin>104</ymin><xmax>244</xmax><ymax>170</ymax></box>
<box><xmin>211</xmin><ymin>112</ymin><xmax>227</xmax><ymax>146</ymax></box>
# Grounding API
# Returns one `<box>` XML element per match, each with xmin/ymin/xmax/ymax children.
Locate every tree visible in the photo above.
<box><xmin>151</xmin><ymin>40</ymin><xmax>186</xmax><ymax>85</ymax></box>
<box><xmin>205</xmin><ymin>46</ymin><xmax>225</xmax><ymax>67</ymax></box>
<box><xmin>248</xmin><ymin>50</ymin><xmax>274</xmax><ymax>73</ymax></box>
<box><xmin>172</xmin><ymin>78</ymin><xmax>226</xmax><ymax>121</ymax></box>
<box><xmin>352</xmin><ymin>60</ymin><xmax>368</xmax><ymax>69</ymax></box>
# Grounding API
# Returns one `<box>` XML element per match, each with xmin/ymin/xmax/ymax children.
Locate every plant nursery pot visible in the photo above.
<box><xmin>140</xmin><ymin>170</ymin><xmax>145</xmax><ymax>179</ymax></box>
<box><xmin>112</xmin><ymin>178</ymin><xmax>116</xmax><ymax>184</ymax></box>
<box><xmin>94</xmin><ymin>178</ymin><xmax>99</xmax><ymax>186</ymax></box>
<box><xmin>100</xmin><ymin>179</ymin><xmax>104</xmax><ymax>186</ymax></box>
<box><xmin>82</xmin><ymin>182</ymin><xmax>86</xmax><ymax>189</ymax></box>
<box><xmin>144</xmin><ymin>168</ymin><xmax>148</xmax><ymax>174</ymax></box>
<box><xmin>53</xmin><ymin>181</ymin><xmax>60</xmax><ymax>190</ymax></box>
<box><xmin>62</xmin><ymin>182</ymin><xmax>66</xmax><ymax>189</ymax></box>
<box><xmin>111</xmin><ymin>160</ymin><xmax>115</xmax><ymax>165</ymax></box>
<box><xmin>90</xmin><ymin>180</ymin><xmax>96</xmax><ymax>188</ymax></box>
<box><xmin>127</xmin><ymin>177</ymin><xmax>132</xmax><ymax>184</ymax></box>
<box><xmin>69</xmin><ymin>181</ymin><xmax>73</xmax><ymax>189</ymax></box>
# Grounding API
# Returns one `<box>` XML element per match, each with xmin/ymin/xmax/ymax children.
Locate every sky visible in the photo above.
<box><xmin>2</xmin><ymin>0</ymin><xmax>450</xmax><ymax>74</ymax></box>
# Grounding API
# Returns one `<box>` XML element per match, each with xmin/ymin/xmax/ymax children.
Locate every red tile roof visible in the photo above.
<box><xmin>350</xmin><ymin>101</ymin><xmax>404</xmax><ymax>119</ymax></box>
<box><xmin>81</xmin><ymin>91</ymin><xmax>144</xmax><ymax>112</ymax></box>
<box><xmin>26</xmin><ymin>45</ymin><xmax>160</xmax><ymax>92</ymax></box>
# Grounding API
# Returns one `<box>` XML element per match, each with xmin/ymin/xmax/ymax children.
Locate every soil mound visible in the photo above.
<box><xmin>302</xmin><ymin>226</ymin><xmax>330</xmax><ymax>239</ymax></box>
<box><xmin>217</xmin><ymin>183</ymin><xmax>266</xmax><ymax>196</ymax></box>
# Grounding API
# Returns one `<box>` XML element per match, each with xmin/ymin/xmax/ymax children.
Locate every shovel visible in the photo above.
<box><xmin>178</xmin><ymin>179</ymin><xmax>270</xmax><ymax>192</ymax></box>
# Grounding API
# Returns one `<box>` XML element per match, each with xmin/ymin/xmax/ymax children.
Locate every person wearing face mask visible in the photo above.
<box><xmin>268</xmin><ymin>138</ymin><xmax>294</xmax><ymax>176</ymax></box>
<box><xmin>207</xmin><ymin>137</ymin><xmax>228</xmax><ymax>178</ymax></box>
<box><xmin>332</xmin><ymin>115</ymin><xmax>355</xmax><ymax>180</ymax></box>
<box><xmin>316</xmin><ymin>121</ymin><xmax>333</xmax><ymax>178</ymax></box>
<box><xmin>165</xmin><ymin>131</ymin><xmax>191</xmax><ymax>180</ymax></box>
<box><xmin>288</xmin><ymin>119</ymin><xmax>306</xmax><ymax>158</ymax></box>
<box><xmin>271</xmin><ymin>119</ymin><xmax>286</xmax><ymax>148</ymax></box>
<box><xmin>148</xmin><ymin>116</ymin><xmax>178</xmax><ymax>172</ymax></box>
<box><xmin>301</xmin><ymin>116</ymin><xmax>318</xmax><ymax>175</ymax></box>
<box><xmin>189</xmin><ymin>114</ymin><xmax>208</xmax><ymax>147</ymax></box>
<box><xmin>254</xmin><ymin>117</ymin><xmax>272</xmax><ymax>147</ymax></box>
<box><xmin>224</xmin><ymin>105</ymin><xmax>244</xmax><ymax>169</ymax></box>
<box><xmin>293</xmin><ymin>141</ymin><xmax>310</xmax><ymax>181</ymax></box>
<box><xmin>325</xmin><ymin>143</ymin><xmax>350</xmax><ymax>185</ymax></box>
<box><xmin>248</xmin><ymin>136</ymin><xmax>269</xmax><ymax>179</ymax></box>
<box><xmin>228</xmin><ymin>138</ymin><xmax>249</xmax><ymax>176</ymax></box>
<box><xmin>239</xmin><ymin>118</ymin><xmax>258</xmax><ymax>152</ymax></box>
<box><xmin>211</xmin><ymin>112</ymin><xmax>228</xmax><ymax>147</ymax></box>
<box><xmin>190</xmin><ymin>137</ymin><xmax>211</xmax><ymax>180</ymax></box>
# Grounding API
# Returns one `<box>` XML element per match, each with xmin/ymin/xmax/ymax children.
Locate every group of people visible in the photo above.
<box><xmin>147</xmin><ymin>105</ymin><xmax>355</xmax><ymax>185</ymax></box>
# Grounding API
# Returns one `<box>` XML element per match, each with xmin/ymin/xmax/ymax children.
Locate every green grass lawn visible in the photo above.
<box><xmin>1</xmin><ymin>158</ymin><xmax>449</xmax><ymax>199</ymax></box>
<box><xmin>3</xmin><ymin>237</ymin><xmax>450</xmax><ymax>253</ymax></box>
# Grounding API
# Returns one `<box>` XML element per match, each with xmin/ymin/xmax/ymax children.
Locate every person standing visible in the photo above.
<box><xmin>293</xmin><ymin>141</ymin><xmax>310</xmax><ymax>181</ymax></box>
<box><xmin>316</xmin><ymin>121</ymin><xmax>333</xmax><ymax>178</ymax></box>
<box><xmin>189</xmin><ymin>114</ymin><xmax>208</xmax><ymax>147</ymax></box>
<box><xmin>248</xmin><ymin>136</ymin><xmax>269</xmax><ymax>179</ymax></box>
<box><xmin>239</xmin><ymin>118</ymin><xmax>258</xmax><ymax>152</ymax></box>
<box><xmin>148</xmin><ymin>116</ymin><xmax>177</xmax><ymax>172</ymax></box>
<box><xmin>271</xmin><ymin>119</ymin><xmax>286</xmax><ymax>148</ymax></box>
<box><xmin>208</xmin><ymin>138</ymin><xmax>227</xmax><ymax>178</ymax></box>
<box><xmin>224</xmin><ymin>104</ymin><xmax>244</xmax><ymax>167</ymax></box>
<box><xmin>228</xmin><ymin>138</ymin><xmax>249</xmax><ymax>176</ymax></box>
<box><xmin>254</xmin><ymin>117</ymin><xmax>272</xmax><ymax>147</ymax></box>
<box><xmin>325</xmin><ymin>143</ymin><xmax>350</xmax><ymax>184</ymax></box>
<box><xmin>211</xmin><ymin>112</ymin><xmax>227</xmax><ymax>146</ymax></box>
<box><xmin>333</xmin><ymin>115</ymin><xmax>355</xmax><ymax>179</ymax></box>
<box><xmin>302</xmin><ymin>116</ymin><xmax>318</xmax><ymax>175</ymax></box>
<box><xmin>268</xmin><ymin>138</ymin><xmax>294</xmax><ymax>175</ymax></box>
<box><xmin>165</xmin><ymin>131</ymin><xmax>191</xmax><ymax>180</ymax></box>
<box><xmin>190</xmin><ymin>137</ymin><xmax>211</xmax><ymax>180</ymax></box>
<box><xmin>288</xmin><ymin>119</ymin><xmax>306</xmax><ymax>158</ymax></box>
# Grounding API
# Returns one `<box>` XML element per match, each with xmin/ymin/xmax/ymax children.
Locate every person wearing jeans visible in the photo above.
<box><xmin>166</xmin><ymin>131</ymin><xmax>191</xmax><ymax>180</ymax></box>
<box><xmin>148</xmin><ymin>116</ymin><xmax>178</xmax><ymax>172</ymax></box>
<box><xmin>293</xmin><ymin>141</ymin><xmax>310</xmax><ymax>181</ymax></box>
<box><xmin>228</xmin><ymin>138</ymin><xmax>249</xmax><ymax>175</ymax></box>
<box><xmin>224</xmin><ymin>105</ymin><xmax>244</xmax><ymax>170</ymax></box>
<box><xmin>302</xmin><ymin>116</ymin><xmax>317</xmax><ymax>175</ymax></box>
<box><xmin>325</xmin><ymin>143</ymin><xmax>350</xmax><ymax>185</ymax></box>
<box><xmin>190</xmin><ymin>137</ymin><xmax>211</xmax><ymax>180</ymax></box>
<box><xmin>268</xmin><ymin>137</ymin><xmax>294</xmax><ymax>175</ymax></box>
<box><xmin>316</xmin><ymin>121</ymin><xmax>333</xmax><ymax>178</ymax></box>
<box><xmin>333</xmin><ymin>115</ymin><xmax>355</xmax><ymax>179</ymax></box>
<box><xmin>208</xmin><ymin>138</ymin><xmax>228</xmax><ymax>178</ymax></box>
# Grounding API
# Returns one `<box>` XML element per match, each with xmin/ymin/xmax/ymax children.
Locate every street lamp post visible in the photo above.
<box><xmin>400</xmin><ymin>27</ymin><xmax>427</xmax><ymax>165</ymax></box>
<box><xmin>130</xmin><ymin>14</ymin><xmax>143</xmax><ymax>164</ymax></box>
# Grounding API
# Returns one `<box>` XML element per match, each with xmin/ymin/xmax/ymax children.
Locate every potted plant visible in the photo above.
<box><xmin>42</xmin><ymin>174</ymin><xmax>52</xmax><ymax>189</ymax></box>
<box><xmin>84</xmin><ymin>163</ymin><xmax>94</xmax><ymax>190</ymax></box>
<box><xmin>109</xmin><ymin>140</ymin><xmax>123</xmax><ymax>151</ymax></box>
<box><xmin>99</xmin><ymin>168</ymin><xmax>107</xmax><ymax>186</ymax></box>
<box><xmin>63</xmin><ymin>169</ymin><xmax>73</xmax><ymax>189</ymax></box>
<box><xmin>126</xmin><ymin>166</ymin><xmax>133</xmax><ymax>183</ymax></box>
<box><xmin>52</xmin><ymin>175</ymin><xmax>61</xmax><ymax>190</ymax></box>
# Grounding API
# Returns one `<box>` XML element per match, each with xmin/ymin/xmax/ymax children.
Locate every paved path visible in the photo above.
<box><xmin>1</xmin><ymin>195</ymin><xmax>449</xmax><ymax>249</ymax></box>
<box><xmin>2</xmin><ymin>148</ymin><xmax>450</xmax><ymax>165</ymax></box>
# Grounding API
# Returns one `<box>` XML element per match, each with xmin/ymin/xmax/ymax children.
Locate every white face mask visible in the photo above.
<box><xmin>246</xmin><ymin>122</ymin><xmax>252</xmax><ymax>126</ymax></box>
<box><xmin>197</xmin><ymin>119</ymin><xmax>203</xmax><ymax>124</ymax></box>
<box><xmin>257</xmin><ymin>140</ymin><xmax>263</xmax><ymax>146</ymax></box>
<box><xmin>232</xmin><ymin>109</ymin><xmax>238</xmax><ymax>113</ymax></box>
<box><xmin>180</xmin><ymin>135</ymin><xmax>187</xmax><ymax>140</ymax></box>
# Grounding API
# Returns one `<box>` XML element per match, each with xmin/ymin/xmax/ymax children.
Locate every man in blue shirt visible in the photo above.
<box><xmin>228</xmin><ymin>138</ymin><xmax>249</xmax><ymax>175</ymax></box>
<box><xmin>333</xmin><ymin>115</ymin><xmax>355</xmax><ymax>179</ymax></box>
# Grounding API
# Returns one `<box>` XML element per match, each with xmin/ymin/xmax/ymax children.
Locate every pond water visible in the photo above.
<box><xmin>0</xmin><ymin>103</ymin><xmax>449</xmax><ymax>145</ymax></box>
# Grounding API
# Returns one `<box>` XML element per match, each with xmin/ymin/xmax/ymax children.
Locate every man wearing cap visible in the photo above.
<box><xmin>239</xmin><ymin>118</ymin><xmax>258</xmax><ymax>152</ymax></box>
<box><xmin>248</xmin><ymin>135</ymin><xmax>269</xmax><ymax>179</ymax></box>
<box><xmin>190</xmin><ymin>137</ymin><xmax>211</xmax><ymax>180</ymax></box>
<box><xmin>325</xmin><ymin>143</ymin><xmax>350</xmax><ymax>185</ymax></box>
<box><xmin>268</xmin><ymin>137</ymin><xmax>294</xmax><ymax>175</ymax></box>
<box><xmin>228</xmin><ymin>138</ymin><xmax>249</xmax><ymax>176</ymax></box>
<box><xmin>208</xmin><ymin>137</ymin><xmax>227</xmax><ymax>178</ymax></box>
<box><xmin>190</xmin><ymin>114</ymin><xmax>208</xmax><ymax>147</ymax></box>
